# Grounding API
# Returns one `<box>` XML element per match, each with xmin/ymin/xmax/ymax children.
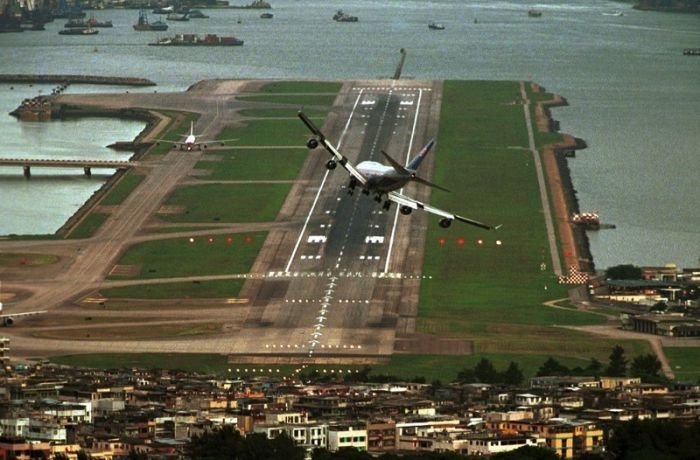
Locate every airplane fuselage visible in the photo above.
<box><xmin>356</xmin><ymin>161</ymin><xmax>412</xmax><ymax>192</ymax></box>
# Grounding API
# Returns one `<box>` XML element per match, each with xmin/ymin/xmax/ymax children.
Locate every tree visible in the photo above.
<box><xmin>501</xmin><ymin>361</ymin><xmax>524</xmax><ymax>385</ymax></box>
<box><xmin>184</xmin><ymin>425</ymin><xmax>243</xmax><ymax>459</ymax></box>
<box><xmin>474</xmin><ymin>358</ymin><xmax>499</xmax><ymax>383</ymax></box>
<box><xmin>585</xmin><ymin>358</ymin><xmax>603</xmax><ymax>375</ymax></box>
<box><xmin>605</xmin><ymin>264</ymin><xmax>642</xmax><ymax>280</ymax></box>
<box><xmin>536</xmin><ymin>357</ymin><xmax>570</xmax><ymax>376</ymax></box>
<box><xmin>607</xmin><ymin>345</ymin><xmax>628</xmax><ymax>377</ymax></box>
<box><xmin>630</xmin><ymin>354</ymin><xmax>664</xmax><ymax>382</ymax></box>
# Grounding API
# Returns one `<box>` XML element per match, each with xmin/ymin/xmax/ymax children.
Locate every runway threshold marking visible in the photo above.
<box><xmin>284</xmin><ymin>88</ymin><xmax>366</xmax><ymax>273</ymax></box>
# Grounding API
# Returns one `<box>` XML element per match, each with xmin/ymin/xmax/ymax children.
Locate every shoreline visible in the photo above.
<box><xmin>531</xmin><ymin>84</ymin><xmax>595</xmax><ymax>275</ymax></box>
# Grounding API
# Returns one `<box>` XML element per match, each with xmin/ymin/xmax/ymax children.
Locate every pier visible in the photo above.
<box><xmin>0</xmin><ymin>158</ymin><xmax>137</xmax><ymax>178</ymax></box>
<box><xmin>0</xmin><ymin>74</ymin><xmax>156</xmax><ymax>86</ymax></box>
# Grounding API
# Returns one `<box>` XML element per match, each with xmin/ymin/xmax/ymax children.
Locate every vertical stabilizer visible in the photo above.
<box><xmin>406</xmin><ymin>139</ymin><xmax>435</xmax><ymax>170</ymax></box>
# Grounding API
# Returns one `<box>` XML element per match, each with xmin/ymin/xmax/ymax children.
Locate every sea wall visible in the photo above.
<box><xmin>532</xmin><ymin>84</ymin><xmax>596</xmax><ymax>274</ymax></box>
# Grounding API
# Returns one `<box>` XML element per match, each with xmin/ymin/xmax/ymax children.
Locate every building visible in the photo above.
<box><xmin>327</xmin><ymin>425</ymin><xmax>367</xmax><ymax>451</ymax></box>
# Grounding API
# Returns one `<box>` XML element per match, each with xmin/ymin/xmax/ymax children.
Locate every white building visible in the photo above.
<box><xmin>466</xmin><ymin>434</ymin><xmax>542</xmax><ymax>456</ymax></box>
<box><xmin>327</xmin><ymin>426</ymin><xmax>367</xmax><ymax>452</ymax></box>
<box><xmin>253</xmin><ymin>422</ymin><xmax>327</xmax><ymax>448</ymax></box>
<box><xmin>0</xmin><ymin>418</ymin><xmax>67</xmax><ymax>442</ymax></box>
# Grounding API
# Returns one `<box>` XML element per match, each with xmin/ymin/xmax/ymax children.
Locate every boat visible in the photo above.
<box><xmin>150</xmin><ymin>33</ymin><xmax>244</xmax><ymax>46</ymax></box>
<box><xmin>58</xmin><ymin>26</ymin><xmax>98</xmax><ymax>35</ymax></box>
<box><xmin>602</xmin><ymin>11</ymin><xmax>624</xmax><ymax>17</ymax></box>
<box><xmin>231</xmin><ymin>0</ymin><xmax>271</xmax><ymax>9</ymax></box>
<box><xmin>333</xmin><ymin>10</ymin><xmax>358</xmax><ymax>22</ymax></box>
<box><xmin>166</xmin><ymin>12</ymin><xmax>189</xmax><ymax>21</ymax></box>
<box><xmin>152</xmin><ymin>6</ymin><xmax>174</xmax><ymax>14</ymax></box>
<box><xmin>187</xmin><ymin>10</ymin><xmax>209</xmax><ymax>19</ymax></box>
<box><xmin>133</xmin><ymin>10</ymin><xmax>168</xmax><ymax>31</ymax></box>
<box><xmin>65</xmin><ymin>16</ymin><xmax>112</xmax><ymax>28</ymax></box>
<box><xmin>85</xmin><ymin>15</ymin><xmax>113</xmax><ymax>28</ymax></box>
<box><xmin>260</xmin><ymin>12</ymin><xmax>273</xmax><ymax>19</ymax></box>
<box><xmin>528</xmin><ymin>9</ymin><xmax>542</xmax><ymax>17</ymax></box>
<box><xmin>428</xmin><ymin>21</ymin><xmax>445</xmax><ymax>30</ymax></box>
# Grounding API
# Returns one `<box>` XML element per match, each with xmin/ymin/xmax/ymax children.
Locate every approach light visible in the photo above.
<box><xmin>227</xmin><ymin>237</ymin><xmax>233</xmax><ymax>244</ymax></box>
<box><xmin>456</xmin><ymin>237</ymin><xmax>465</xmax><ymax>246</ymax></box>
<box><xmin>244</xmin><ymin>236</ymin><xmax>253</xmax><ymax>244</ymax></box>
<box><xmin>437</xmin><ymin>237</ymin><xmax>446</xmax><ymax>246</ymax></box>
<box><xmin>496</xmin><ymin>240</ymin><xmax>502</xmax><ymax>246</ymax></box>
<box><xmin>188</xmin><ymin>237</ymin><xmax>195</xmax><ymax>243</ymax></box>
<box><xmin>477</xmin><ymin>239</ymin><xmax>483</xmax><ymax>246</ymax></box>
<box><xmin>208</xmin><ymin>237</ymin><xmax>214</xmax><ymax>243</ymax></box>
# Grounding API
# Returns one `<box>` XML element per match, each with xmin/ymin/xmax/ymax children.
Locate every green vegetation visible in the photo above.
<box><xmin>101</xmin><ymin>279</ymin><xmax>246</xmax><ymax>299</ymax></box>
<box><xmin>160</xmin><ymin>183</ymin><xmax>289</xmax><ymax>223</ymax></box>
<box><xmin>237</xmin><ymin>94</ymin><xmax>336</xmax><ymax>107</ymax></box>
<box><xmin>107</xmin><ymin>232</ymin><xmax>265</xmax><ymax>279</ymax></box>
<box><xmin>50</xmin><ymin>353</ymin><xmax>230</xmax><ymax>373</ymax></box>
<box><xmin>100</xmin><ymin>173</ymin><xmax>145</xmax><ymax>206</ymax></box>
<box><xmin>217</xmin><ymin>119</ymin><xmax>311</xmax><ymax>146</ymax></box>
<box><xmin>0</xmin><ymin>252</ymin><xmax>59</xmax><ymax>266</ymax></box>
<box><xmin>255</xmin><ymin>81</ymin><xmax>342</xmax><ymax>93</ymax></box>
<box><xmin>418</xmin><ymin>81</ymin><xmax>604</xmax><ymax>358</ymax></box>
<box><xmin>664</xmin><ymin>347</ymin><xmax>700</xmax><ymax>382</ymax></box>
<box><xmin>196</xmin><ymin>148</ymin><xmax>308</xmax><ymax>181</ymax></box>
<box><xmin>66</xmin><ymin>213</ymin><xmax>109</xmax><ymax>239</ymax></box>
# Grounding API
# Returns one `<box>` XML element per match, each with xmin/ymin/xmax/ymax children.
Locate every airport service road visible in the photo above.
<box><xmin>230</xmin><ymin>80</ymin><xmax>443</xmax><ymax>361</ymax></box>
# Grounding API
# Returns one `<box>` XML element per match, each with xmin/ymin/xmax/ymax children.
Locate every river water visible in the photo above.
<box><xmin>1</xmin><ymin>0</ymin><xmax>698</xmax><ymax>269</ymax></box>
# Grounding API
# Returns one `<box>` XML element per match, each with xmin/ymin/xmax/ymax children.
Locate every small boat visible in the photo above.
<box><xmin>231</xmin><ymin>0</ymin><xmax>271</xmax><ymax>9</ymax></box>
<box><xmin>602</xmin><ymin>11</ymin><xmax>624</xmax><ymax>17</ymax></box>
<box><xmin>188</xmin><ymin>10</ymin><xmax>210</xmax><ymax>19</ymax></box>
<box><xmin>133</xmin><ymin>10</ymin><xmax>168</xmax><ymax>31</ymax></box>
<box><xmin>333</xmin><ymin>10</ymin><xmax>358</xmax><ymax>22</ymax></box>
<box><xmin>528</xmin><ymin>9</ymin><xmax>542</xmax><ymax>17</ymax></box>
<box><xmin>58</xmin><ymin>27</ymin><xmax>98</xmax><ymax>35</ymax></box>
<box><xmin>166</xmin><ymin>12</ymin><xmax>189</xmax><ymax>21</ymax></box>
<box><xmin>85</xmin><ymin>16</ymin><xmax>113</xmax><ymax>28</ymax></box>
<box><xmin>152</xmin><ymin>6</ymin><xmax>174</xmax><ymax>14</ymax></box>
<box><xmin>428</xmin><ymin>22</ymin><xmax>445</xmax><ymax>30</ymax></box>
<box><xmin>260</xmin><ymin>12</ymin><xmax>273</xmax><ymax>19</ymax></box>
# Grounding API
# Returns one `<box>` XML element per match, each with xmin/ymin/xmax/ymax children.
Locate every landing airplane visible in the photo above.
<box><xmin>298</xmin><ymin>111</ymin><xmax>499</xmax><ymax>230</ymax></box>
<box><xmin>158</xmin><ymin>121</ymin><xmax>236</xmax><ymax>151</ymax></box>
<box><xmin>0</xmin><ymin>302</ymin><xmax>46</xmax><ymax>326</ymax></box>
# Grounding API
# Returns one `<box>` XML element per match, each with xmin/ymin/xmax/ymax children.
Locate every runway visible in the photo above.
<box><xmin>1</xmin><ymin>79</ymin><xmax>447</xmax><ymax>363</ymax></box>
<box><xmin>233</xmin><ymin>80</ymin><xmax>443</xmax><ymax>361</ymax></box>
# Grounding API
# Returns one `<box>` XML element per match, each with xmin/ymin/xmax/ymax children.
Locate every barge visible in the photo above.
<box><xmin>150</xmin><ymin>33</ymin><xmax>244</xmax><ymax>46</ymax></box>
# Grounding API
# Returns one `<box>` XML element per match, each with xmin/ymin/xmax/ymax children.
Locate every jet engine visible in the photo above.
<box><xmin>439</xmin><ymin>218</ymin><xmax>453</xmax><ymax>228</ymax></box>
<box><xmin>3</xmin><ymin>317</ymin><xmax>13</xmax><ymax>327</ymax></box>
<box><xmin>307</xmin><ymin>138</ymin><xmax>319</xmax><ymax>149</ymax></box>
<box><xmin>326</xmin><ymin>160</ymin><xmax>337</xmax><ymax>170</ymax></box>
<box><xmin>400</xmin><ymin>206</ymin><xmax>412</xmax><ymax>215</ymax></box>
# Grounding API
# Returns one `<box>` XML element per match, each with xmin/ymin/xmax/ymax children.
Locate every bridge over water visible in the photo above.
<box><xmin>0</xmin><ymin>158</ymin><xmax>137</xmax><ymax>178</ymax></box>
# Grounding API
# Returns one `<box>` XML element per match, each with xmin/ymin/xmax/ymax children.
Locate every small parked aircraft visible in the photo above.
<box><xmin>158</xmin><ymin>121</ymin><xmax>237</xmax><ymax>151</ymax></box>
<box><xmin>298</xmin><ymin>111</ymin><xmax>499</xmax><ymax>230</ymax></box>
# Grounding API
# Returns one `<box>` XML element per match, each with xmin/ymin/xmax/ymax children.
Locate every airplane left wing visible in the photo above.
<box><xmin>298</xmin><ymin>111</ymin><xmax>367</xmax><ymax>186</ymax></box>
<box><xmin>388</xmin><ymin>191</ymin><xmax>499</xmax><ymax>230</ymax></box>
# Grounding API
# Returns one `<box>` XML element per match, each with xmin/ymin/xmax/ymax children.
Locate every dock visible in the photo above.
<box><xmin>0</xmin><ymin>74</ymin><xmax>156</xmax><ymax>86</ymax></box>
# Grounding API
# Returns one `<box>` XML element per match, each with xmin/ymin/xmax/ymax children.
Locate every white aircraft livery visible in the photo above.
<box><xmin>298</xmin><ymin>111</ymin><xmax>500</xmax><ymax>230</ymax></box>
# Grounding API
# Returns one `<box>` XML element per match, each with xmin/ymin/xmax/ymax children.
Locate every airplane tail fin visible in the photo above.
<box><xmin>381</xmin><ymin>148</ymin><xmax>450</xmax><ymax>192</ymax></box>
<box><xmin>406</xmin><ymin>139</ymin><xmax>435</xmax><ymax>170</ymax></box>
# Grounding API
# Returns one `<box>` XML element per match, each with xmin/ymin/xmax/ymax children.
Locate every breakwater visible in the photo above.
<box><xmin>0</xmin><ymin>74</ymin><xmax>156</xmax><ymax>86</ymax></box>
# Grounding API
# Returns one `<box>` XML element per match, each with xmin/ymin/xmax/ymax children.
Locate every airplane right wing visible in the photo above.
<box><xmin>388</xmin><ymin>191</ymin><xmax>500</xmax><ymax>230</ymax></box>
<box><xmin>298</xmin><ymin>111</ymin><xmax>367</xmax><ymax>186</ymax></box>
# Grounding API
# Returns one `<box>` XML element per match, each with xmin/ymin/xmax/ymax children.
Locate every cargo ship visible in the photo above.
<box><xmin>133</xmin><ymin>10</ymin><xmax>168</xmax><ymax>31</ymax></box>
<box><xmin>150</xmin><ymin>33</ymin><xmax>244</xmax><ymax>46</ymax></box>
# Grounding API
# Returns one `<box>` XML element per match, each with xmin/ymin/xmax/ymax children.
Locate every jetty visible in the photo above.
<box><xmin>0</xmin><ymin>75</ymin><xmax>156</xmax><ymax>86</ymax></box>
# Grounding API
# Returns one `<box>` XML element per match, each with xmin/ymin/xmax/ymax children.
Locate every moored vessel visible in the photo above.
<box><xmin>150</xmin><ymin>33</ymin><xmax>244</xmax><ymax>46</ymax></box>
